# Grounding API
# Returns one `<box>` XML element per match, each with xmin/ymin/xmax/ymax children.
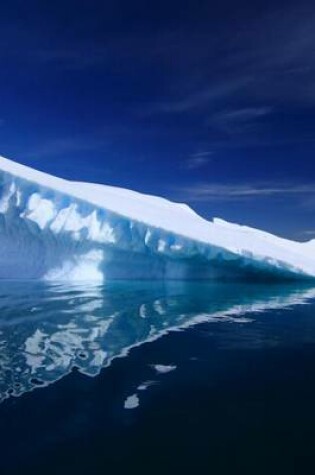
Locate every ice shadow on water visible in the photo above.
<box><xmin>0</xmin><ymin>280</ymin><xmax>314</xmax><ymax>402</ymax></box>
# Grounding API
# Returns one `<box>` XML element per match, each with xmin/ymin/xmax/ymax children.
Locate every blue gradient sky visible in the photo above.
<box><xmin>0</xmin><ymin>0</ymin><xmax>315</xmax><ymax>240</ymax></box>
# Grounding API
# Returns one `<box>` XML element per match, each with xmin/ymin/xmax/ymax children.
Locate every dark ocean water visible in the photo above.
<box><xmin>1</xmin><ymin>281</ymin><xmax>315</xmax><ymax>474</ymax></box>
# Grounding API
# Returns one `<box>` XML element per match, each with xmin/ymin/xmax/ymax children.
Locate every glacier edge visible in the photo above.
<box><xmin>0</xmin><ymin>155</ymin><xmax>314</xmax><ymax>282</ymax></box>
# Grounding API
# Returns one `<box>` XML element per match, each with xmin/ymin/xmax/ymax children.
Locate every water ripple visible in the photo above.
<box><xmin>0</xmin><ymin>281</ymin><xmax>314</xmax><ymax>402</ymax></box>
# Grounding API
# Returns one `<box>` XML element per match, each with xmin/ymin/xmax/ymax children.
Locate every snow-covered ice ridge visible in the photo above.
<box><xmin>0</xmin><ymin>155</ymin><xmax>314</xmax><ymax>281</ymax></box>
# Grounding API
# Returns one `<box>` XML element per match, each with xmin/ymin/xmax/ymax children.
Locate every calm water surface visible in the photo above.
<box><xmin>1</xmin><ymin>281</ymin><xmax>315</xmax><ymax>474</ymax></box>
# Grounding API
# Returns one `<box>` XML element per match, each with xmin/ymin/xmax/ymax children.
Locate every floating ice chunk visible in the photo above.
<box><xmin>124</xmin><ymin>393</ymin><xmax>139</xmax><ymax>410</ymax></box>
<box><xmin>137</xmin><ymin>381</ymin><xmax>157</xmax><ymax>391</ymax></box>
<box><xmin>152</xmin><ymin>364</ymin><xmax>177</xmax><ymax>374</ymax></box>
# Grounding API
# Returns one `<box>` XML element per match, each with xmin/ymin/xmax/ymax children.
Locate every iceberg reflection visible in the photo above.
<box><xmin>0</xmin><ymin>281</ymin><xmax>314</xmax><ymax>402</ymax></box>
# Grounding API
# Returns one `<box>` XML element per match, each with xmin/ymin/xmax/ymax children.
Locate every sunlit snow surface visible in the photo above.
<box><xmin>0</xmin><ymin>155</ymin><xmax>314</xmax><ymax>281</ymax></box>
<box><xmin>0</xmin><ymin>280</ymin><xmax>315</xmax><ymax>403</ymax></box>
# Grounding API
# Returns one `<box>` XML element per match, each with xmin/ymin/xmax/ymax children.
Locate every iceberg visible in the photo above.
<box><xmin>0</xmin><ymin>155</ymin><xmax>314</xmax><ymax>281</ymax></box>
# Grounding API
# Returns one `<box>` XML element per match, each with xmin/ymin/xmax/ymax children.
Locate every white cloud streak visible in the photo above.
<box><xmin>184</xmin><ymin>151</ymin><xmax>213</xmax><ymax>170</ymax></box>
<box><xmin>174</xmin><ymin>183</ymin><xmax>315</xmax><ymax>202</ymax></box>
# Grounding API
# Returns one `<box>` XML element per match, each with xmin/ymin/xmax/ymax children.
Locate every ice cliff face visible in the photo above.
<box><xmin>0</xmin><ymin>155</ymin><xmax>314</xmax><ymax>281</ymax></box>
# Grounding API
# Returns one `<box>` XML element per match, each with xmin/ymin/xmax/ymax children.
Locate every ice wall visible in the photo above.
<box><xmin>0</xmin><ymin>156</ymin><xmax>314</xmax><ymax>282</ymax></box>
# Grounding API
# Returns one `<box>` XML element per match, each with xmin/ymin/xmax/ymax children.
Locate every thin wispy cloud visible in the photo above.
<box><xmin>143</xmin><ymin>78</ymin><xmax>252</xmax><ymax>115</ymax></box>
<box><xmin>209</xmin><ymin>107</ymin><xmax>273</xmax><ymax>134</ymax></box>
<box><xmin>213</xmin><ymin>107</ymin><xmax>272</xmax><ymax>125</ymax></box>
<box><xmin>174</xmin><ymin>183</ymin><xmax>315</xmax><ymax>202</ymax></box>
<box><xmin>216</xmin><ymin>107</ymin><xmax>272</xmax><ymax>121</ymax></box>
<box><xmin>184</xmin><ymin>151</ymin><xmax>213</xmax><ymax>170</ymax></box>
<box><xmin>136</xmin><ymin>6</ymin><xmax>315</xmax><ymax>123</ymax></box>
<box><xmin>22</xmin><ymin>5</ymin><xmax>315</xmax><ymax>124</ymax></box>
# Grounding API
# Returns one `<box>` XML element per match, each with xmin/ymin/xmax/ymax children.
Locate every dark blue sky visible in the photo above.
<box><xmin>0</xmin><ymin>0</ymin><xmax>315</xmax><ymax>240</ymax></box>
